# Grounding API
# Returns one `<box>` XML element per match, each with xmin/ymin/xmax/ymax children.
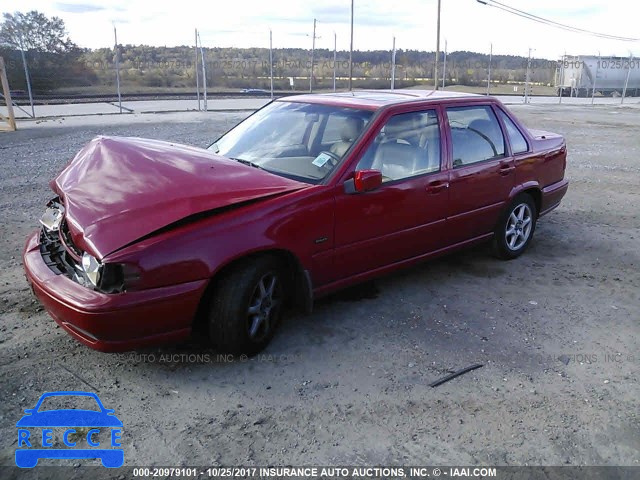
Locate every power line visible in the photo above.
<box><xmin>477</xmin><ymin>0</ymin><xmax>639</xmax><ymax>42</ymax></box>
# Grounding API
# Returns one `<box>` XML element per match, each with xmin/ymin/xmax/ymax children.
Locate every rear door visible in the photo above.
<box><xmin>445</xmin><ymin>104</ymin><xmax>515</xmax><ymax>244</ymax></box>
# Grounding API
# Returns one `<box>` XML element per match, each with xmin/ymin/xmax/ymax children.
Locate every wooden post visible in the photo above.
<box><xmin>0</xmin><ymin>57</ymin><xmax>17</xmax><ymax>131</ymax></box>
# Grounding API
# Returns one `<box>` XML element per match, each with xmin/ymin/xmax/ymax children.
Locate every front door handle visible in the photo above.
<box><xmin>426</xmin><ymin>181</ymin><xmax>449</xmax><ymax>194</ymax></box>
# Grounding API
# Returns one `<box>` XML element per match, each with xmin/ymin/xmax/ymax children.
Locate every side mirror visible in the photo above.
<box><xmin>344</xmin><ymin>170</ymin><xmax>383</xmax><ymax>194</ymax></box>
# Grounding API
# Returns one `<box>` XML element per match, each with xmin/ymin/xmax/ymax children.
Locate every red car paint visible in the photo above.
<box><xmin>23</xmin><ymin>91</ymin><xmax>569</xmax><ymax>352</ymax></box>
<box><xmin>55</xmin><ymin>136</ymin><xmax>308</xmax><ymax>258</ymax></box>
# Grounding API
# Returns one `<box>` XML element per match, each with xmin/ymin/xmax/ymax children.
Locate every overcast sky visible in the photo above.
<box><xmin>3</xmin><ymin>0</ymin><xmax>639</xmax><ymax>59</ymax></box>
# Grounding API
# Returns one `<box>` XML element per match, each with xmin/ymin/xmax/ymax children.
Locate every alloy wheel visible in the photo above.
<box><xmin>246</xmin><ymin>272</ymin><xmax>281</xmax><ymax>342</ymax></box>
<box><xmin>505</xmin><ymin>203</ymin><xmax>533</xmax><ymax>251</ymax></box>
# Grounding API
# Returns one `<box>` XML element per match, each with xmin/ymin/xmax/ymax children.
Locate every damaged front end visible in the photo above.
<box><xmin>38</xmin><ymin>198</ymin><xmax>139</xmax><ymax>294</ymax></box>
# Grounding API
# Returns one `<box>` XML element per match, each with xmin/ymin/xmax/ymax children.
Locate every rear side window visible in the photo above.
<box><xmin>498</xmin><ymin>109</ymin><xmax>529</xmax><ymax>154</ymax></box>
<box><xmin>447</xmin><ymin>105</ymin><xmax>505</xmax><ymax>168</ymax></box>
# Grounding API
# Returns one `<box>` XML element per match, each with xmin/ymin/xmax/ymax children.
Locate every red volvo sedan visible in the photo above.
<box><xmin>23</xmin><ymin>90</ymin><xmax>568</xmax><ymax>354</ymax></box>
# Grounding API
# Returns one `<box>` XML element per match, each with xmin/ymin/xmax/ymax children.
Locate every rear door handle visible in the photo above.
<box><xmin>426</xmin><ymin>181</ymin><xmax>449</xmax><ymax>194</ymax></box>
<box><xmin>499</xmin><ymin>164</ymin><xmax>515</xmax><ymax>175</ymax></box>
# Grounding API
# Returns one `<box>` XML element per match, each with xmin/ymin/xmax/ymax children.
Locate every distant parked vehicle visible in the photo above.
<box><xmin>9</xmin><ymin>89</ymin><xmax>27</xmax><ymax>97</ymax></box>
<box><xmin>556</xmin><ymin>55</ymin><xmax>640</xmax><ymax>97</ymax></box>
<box><xmin>24</xmin><ymin>90</ymin><xmax>568</xmax><ymax>354</ymax></box>
<box><xmin>241</xmin><ymin>88</ymin><xmax>270</xmax><ymax>94</ymax></box>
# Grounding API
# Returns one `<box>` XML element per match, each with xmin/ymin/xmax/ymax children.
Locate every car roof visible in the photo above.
<box><xmin>278</xmin><ymin>89</ymin><xmax>483</xmax><ymax>111</ymax></box>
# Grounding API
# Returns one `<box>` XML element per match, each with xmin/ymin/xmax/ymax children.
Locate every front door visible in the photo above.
<box><xmin>332</xmin><ymin>108</ymin><xmax>450</xmax><ymax>281</ymax></box>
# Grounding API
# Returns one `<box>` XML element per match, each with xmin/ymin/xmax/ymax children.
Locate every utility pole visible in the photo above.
<box><xmin>622</xmin><ymin>54</ymin><xmax>633</xmax><ymax>104</ymax></box>
<box><xmin>333</xmin><ymin>32</ymin><xmax>337</xmax><ymax>92</ymax></box>
<box><xmin>269</xmin><ymin>29</ymin><xmax>274</xmax><ymax>99</ymax></box>
<box><xmin>18</xmin><ymin>46</ymin><xmax>35</xmax><ymax>118</ymax></box>
<box><xmin>309</xmin><ymin>19</ymin><xmax>317</xmax><ymax>93</ymax></box>
<box><xmin>349</xmin><ymin>0</ymin><xmax>354</xmax><ymax>91</ymax></box>
<box><xmin>524</xmin><ymin>47</ymin><xmax>532</xmax><ymax>104</ymax></box>
<box><xmin>198</xmin><ymin>31</ymin><xmax>207</xmax><ymax>111</ymax></box>
<box><xmin>391</xmin><ymin>36</ymin><xmax>396</xmax><ymax>90</ymax></box>
<box><xmin>442</xmin><ymin>38</ymin><xmax>447</xmax><ymax>89</ymax></box>
<box><xmin>591</xmin><ymin>52</ymin><xmax>599</xmax><ymax>105</ymax></box>
<box><xmin>195</xmin><ymin>28</ymin><xmax>200</xmax><ymax>111</ymax></box>
<box><xmin>113</xmin><ymin>26</ymin><xmax>122</xmax><ymax>114</ymax></box>
<box><xmin>487</xmin><ymin>42</ymin><xmax>492</xmax><ymax>95</ymax></box>
<box><xmin>0</xmin><ymin>57</ymin><xmax>17</xmax><ymax>130</ymax></box>
<box><xmin>559</xmin><ymin>50</ymin><xmax>565</xmax><ymax>104</ymax></box>
<box><xmin>434</xmin><ymin>0</ymin><xmax>441</xmax><ymax>90</ymax></box>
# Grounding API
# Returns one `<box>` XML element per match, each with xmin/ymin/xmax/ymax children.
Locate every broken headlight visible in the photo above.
<box><xmin>39</xmin><ymin>199</ymin><xmax>65</xmax><ymax>232</ymax></box>
<box><xmin>81</xmin><ymin>252</ymin><xmax>102</xmax><ymax>287</ymax></box>
<box><xmin>80</xmin><ymin>253</ymin><xmax>139</xmax><ymax>293</ymax></box>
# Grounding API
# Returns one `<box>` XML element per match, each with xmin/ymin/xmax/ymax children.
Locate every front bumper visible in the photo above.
<box><xmin>22</xmin><ymin>230</ymin><xmax>208</xmax><ymax>352</ymax></box>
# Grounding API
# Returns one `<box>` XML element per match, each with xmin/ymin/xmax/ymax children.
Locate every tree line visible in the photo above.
<box><xmin>1</xmin><ymin>10</ymin><xmax>555</xmax><ymax>93</ymax></box>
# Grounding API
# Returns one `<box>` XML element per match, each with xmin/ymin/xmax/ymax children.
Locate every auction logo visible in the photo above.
<box><xmin>15</xmin><ymin>391</ymin><xmax>123</xmax><ymax>468</ymax></box>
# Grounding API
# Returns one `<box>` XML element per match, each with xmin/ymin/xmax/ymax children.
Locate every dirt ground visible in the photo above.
<box><xmin>0</xmin><ymin>103</ymin><xmax>638</xmax><ymax>478</ymax></box>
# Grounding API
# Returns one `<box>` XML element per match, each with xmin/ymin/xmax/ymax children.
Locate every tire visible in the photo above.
<box><xmin>208</xmin><ymin>256</ymin><xmax>286</xmax><ymax>355</ymax></box>
<box><xmin>492</xmin><ymin>193</ymin><xmax>537</xmax><ymax>260</ymax></box>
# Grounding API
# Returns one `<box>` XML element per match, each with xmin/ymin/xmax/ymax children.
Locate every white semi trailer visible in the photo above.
<box><xmin>556</xmin><ymin>55</ymin><xmax>640</xmax><ymax>97</ymax></box>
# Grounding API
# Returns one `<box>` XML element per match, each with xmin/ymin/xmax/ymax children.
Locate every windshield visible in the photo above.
<box><xmin>210</xmin><ymin>101</ymin><xmax>373</xmax><ymax>183</ymax></box>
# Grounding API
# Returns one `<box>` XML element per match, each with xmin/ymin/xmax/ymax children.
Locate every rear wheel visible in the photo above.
<box><xmin>493</xmin><ymin>193</ymin><xmax>537</xmax><ymax>259</ymax></box>
<box><xmin>208</xmin><ymin>256</ymin><xmax>286</xmax><ymax>355</ymax></box>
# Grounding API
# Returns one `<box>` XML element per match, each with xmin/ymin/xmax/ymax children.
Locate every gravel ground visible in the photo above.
<box><xmin>0</xmin><ymin>104</ymin><xmax>638</xmax><ymax>478</ymax></box>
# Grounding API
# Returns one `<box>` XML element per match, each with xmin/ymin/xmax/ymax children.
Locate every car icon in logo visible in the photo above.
<box><xmin>15</xmin><ymin>391</ymin><xmax>123</xmax><ymax>468</ymax></box>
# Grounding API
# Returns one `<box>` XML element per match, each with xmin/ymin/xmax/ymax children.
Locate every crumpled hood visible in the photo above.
<box><xmin>54</xmin><ymin>136</ymin><xmax>307</xmax><ymax>258</ymax></box>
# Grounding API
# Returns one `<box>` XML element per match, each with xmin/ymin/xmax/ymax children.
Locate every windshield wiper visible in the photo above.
<box><xmin>232</xmin><ymin>158</ymin><xmax>265</xmax><ymax>170</ymax></box>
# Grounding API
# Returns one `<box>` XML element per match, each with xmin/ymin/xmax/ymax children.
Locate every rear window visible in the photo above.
<box><xmin>498</xmin><ymin>109</ymin><xmax>529</xmax><ymax>154</ymax></box>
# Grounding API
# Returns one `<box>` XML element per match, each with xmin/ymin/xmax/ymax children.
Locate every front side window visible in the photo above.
<box><xmin>355</xmin><ymin>110</ymin><xmax>441</xmax><ymax>182</ymax></box>
<box><xmin>498</xmin><ymin>109</ymin><xmax>529</xmax><ymax>154</ymax></box>
<box><xmin>447</xmin><ymin>105</ymin><xmax>506</xmax><ymax>168</ymax></box>
<box><xmin>210</xmin><ymin>101</ymin><xmax>372</xmax><ymax>183</ymax></box>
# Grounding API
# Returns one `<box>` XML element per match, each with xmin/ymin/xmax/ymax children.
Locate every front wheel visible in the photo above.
<box><xmin>208</xmin><ymin>256</ymin><xmax>286</xmax><ymax>355</ymax></box>
<box><xmin>493</xmin><ymin>194</ymin><xmax>537</xmax><ymax>259</ymax></box>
